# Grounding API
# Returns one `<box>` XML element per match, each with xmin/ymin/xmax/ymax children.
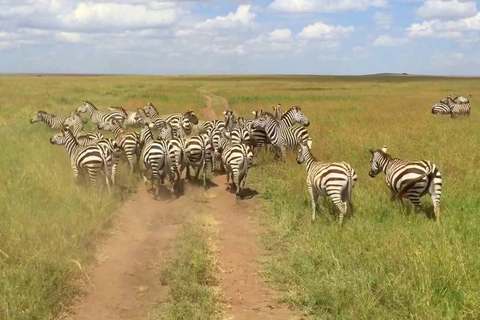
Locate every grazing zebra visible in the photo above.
<box><xmin>297</xmin><ymin>142</ymin><xmax>356</xmax><ymax>224</ymax></box>
<box><xmin>30</xmin><ymin>110</ymin><xmax>79</xmax><ymax>130</ymax></box>
<box><xmin>97</xmin><ymin>121</ymin><xmax>141</xmax><ymax>173</ymax></box>
<box><xmin>251</xmin><ymin>108</ymin><xmax>311</xmax><ymax>161</ymax></box>
<box><xmin>107</xmin><ymin>106</ymin><xmax>141</xmax><ymax>127</ymax></box>
<box><xmin>368</xmin><ymin>146</ymin><xmax>442</xmax><ymax>221</ymax></box>
<box><xmin>445</xmin><ymin>96</ymin><xmax>471</xmax><ymax>118</ymax></box>
<box><xmin>221</xmin><ymin>128</ymin><xmax>253</xmax><ymax>199</ymax></box>
<box><xmin>49</xmin><ymin>127</ymin><xmax>111</xmax><ymax>188</ymax></box>
<box><xmin>76</xmin><ymin>100</ymin><xmax>126</xmax><ymax>126</ymax></box>
<box><xmin>273</xmin><ymin>103</ymin><xmax>283</xmax><ymax>120</ymax></box>
<box><xmin>431</xmin><ymin>103</ymin><xmax>451</xmax><ymax>116</ymax></box>
<box><xmin>138</xmin><ymin>123</ymin><xmax>172</xmax><ymax>199</ymax></box>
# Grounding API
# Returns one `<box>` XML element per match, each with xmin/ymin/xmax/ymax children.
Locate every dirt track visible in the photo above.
<box><xmin>66</xmin><ymin>87</ymin><xmax>301</xmax><ymax>320</ymax></box>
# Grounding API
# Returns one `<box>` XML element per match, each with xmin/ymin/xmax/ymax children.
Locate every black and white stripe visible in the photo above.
<box><xmin>76</xmin><ymin>100</ymin><xmax>126</xmax><ymax>126</ymax></box>
<box><xmin>431</xmin><ymin>103</ymin><xmax>451</xmax><ymax>116</ymax></box>
<box><xmin>368</xmin><ymin>146</ymin><xmax>442</xmax><ymax>221</ymax></box>
<box><xmin>97</xmin><ymin>121</ymin><xmax>141</xmax><ymax>173</ymax></box>
<box><xmin>251</xmin><ymin>107</ymin><xmax>311</xmax><ymax>160</ymax></box>
<box><xmin>453</xmin><ymin>95</ymin><xmax>470</xmax><ymax>104</ymax></box>
<box><xmin>64</xmin><ymin>115</ymin><xmax>104</xmax><ymax>146</ymax></box>
<box><xmin>107</xmin><ymin>106</ymin><xmax>141</xmax><ymax>127</ymax></box>
<box><xmin>181</xmin><ymin>134</ymin><xmax>211</xmax><ymax>188</ymax></box>
<box><xmin>96</xmin><ymin>138</ymin><xmax>122</xmax><ymax>185</ymax></box>
<box><xmin>139</xmin><ymin>123</ymin><xmax>172</xmax><ymax>199</ymax></box>
<box><xmin>143</xmin><ymin>102</ymin><xmax>199</xmax><ymax>134</ymax></box>
<box><xmin>49</xmin><ymin>127</ymin><xmax>110</xmax><ymax>188</ymax></box>
<box><xmin>445</xmin><ymin>96</ymin><xmax>471</xmax><ymax>118</ymax></box>
<box><xmin>297</xmin><ymin>143</ymin><xmax>356</xmax><ymax>223</ymax></box>
<box><xmin>30</xmin><ymin>110</ymin><xmax>81</xmax><ymax>130</ymax></box>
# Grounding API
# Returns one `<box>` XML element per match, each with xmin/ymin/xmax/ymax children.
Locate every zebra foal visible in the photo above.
<box><xmin>368</xmin><ymin>146</ymin><xmax>442</xmax><ymax>221</ymax></box>
<box><xmin>297</xmin><ymin>142</ymin><xmax>357</xmax><ymax>224</ymax></box>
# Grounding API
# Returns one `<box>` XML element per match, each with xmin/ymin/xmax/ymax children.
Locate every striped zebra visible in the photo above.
<box><xmin>237</xmin><ymin>116</ymin><xmax>271</xmax><ymax>157</ymax></box>
<box><xmin>143</xmin><ymin>102</ymin><xmax>199</xmax><ymax>134</ymax></box>
<box><xmin>193</xmin><ymin>119</ymin><xmax>226</xmax><ymax>135</ymax></box>
<box><xmin>368</xmin><ymin>146</ymin><xmax>442</xmax><ymax>221</ymax></box>
<box><xmin>30</xmin><ymin>110</ymin><xmax>83</xmax><ymax>130</ymax></box>
<box><xmin>251</xmin><ymin>108</ymin><xmax>311</xmax><ymax>161</ymax></box>
<box><xmin>64</xmin><ymin>115</ymin><xmax>104</xmax><ymax>146</ymax></box>
<box><xmin>107</xmin><ymin>106</ymin><xmax>141</xmax><ymax>128</ymax></box>
<box><xmin>214</xmin><ymin>126</ymin><xmax>254</xmax><ymax>199</ymax></box>
<box><xmin>181</xmin><ymin>133</ymin><xmax>212</xmax><ymax>188</ymax></box>
<box><xmin>96</xmin><ymin>138</ymin><xmax>122</xmax><ymax>185</ymax></box>
<box><xmin>445</xmin><ymin>96</ymin><xmax>471</xmax><ymax>118</ymax></box>
<box><xmin>453</xmin><ymin>95</ymin><xmax>470</xmax><ymax>104</ymax></box>
<box><xmin>273</xmin><ymin>103</ymin><xmax>283</xmax><ymax>120</ymax></box>
<box><xmin>76</xmin><ymin>100</ymin><xmax>126</xmax><ymax>126</ymax></box>
<box><xmin>251</xmin><ymin>110</ymin><xmax>264</xmax><ymax>119</ymax></box>
<box><xmin>97</xmin><ymin>121</ymin><xmax>141</xmax><ymax>173</ymax></box>
<box><xmin>297</xmin><ymin>142</ymin><xmax>356</xmax><ymax>223</ymax></box>
<box><xmin>431</xmin><ymin>103</ymin><xmax>451</xmax><ymax>116</ymax></box>
<box><xmin>49</xmin><ymin>127</ymin><xmax>111</xmax><ymax>188</ymax></box>
<box><xmin>138</xmin><ymin>123</ymin><xmax>172</xmax><ymax>199</ymax></box>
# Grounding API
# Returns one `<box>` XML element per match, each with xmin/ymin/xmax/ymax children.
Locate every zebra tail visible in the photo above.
<box><xmin>344</xmin><ymin>169</ymin><xmax>354</xmax><ymax>213</ymax></box>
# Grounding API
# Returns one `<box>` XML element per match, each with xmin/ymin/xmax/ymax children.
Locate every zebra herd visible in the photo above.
<box><xmin>431</xmin><ymin>94</ymin><xmax>471</xmax><ymax>117</ymax></box>
<box><xmin>30</xmin><ymin>100</ymin><xmax>443</xmax><ymax>224</ymax></box>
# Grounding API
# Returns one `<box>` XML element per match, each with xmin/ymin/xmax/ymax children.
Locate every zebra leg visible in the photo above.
<box><xmin>126</xmin><ymin>152</ymin><xmax>135</xmax><ymax>174</ymax></box>
<box><xmin>408</xmin><ymin>195</ymin><xmax>422</xmax><ymax>213</ymax></box>
<box><xmin>280</xmin><ymin>146</ymin><xmax>287</xmax><ymax>162</ymax></box>
<box><xmin>308</xmin><ymin>186</ymin><xmax>317</xmax><ymax>222</ymax></box>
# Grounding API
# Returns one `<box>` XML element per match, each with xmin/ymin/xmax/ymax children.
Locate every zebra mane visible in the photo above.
<box><xmin>37</xmin><ymin>110</ymin><xmax>50</xmax><ymax>115</ymax></box>
<box><xmin>62</xmin><ymin>126</ymin><xmax>79</xmax><ymax>145</ymax></box>
<box><xmin>262</xmin><ymin>111</ymin><xmax>276</xmax><ymax>119</ymax></box>
<box><xmin>372</xmin><ymin>148</ymin><xmax>393</xmax><ymax>160</ymax></box>
<box><xmin>83</xmin><ymin>100</ymin><xmax>97</xmax><ymax>109</ymax></box>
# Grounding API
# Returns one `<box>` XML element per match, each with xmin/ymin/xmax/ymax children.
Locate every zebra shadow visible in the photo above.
<box><xmin>226</xmin><ymin>186</ymin><xmax>259</xmax><ymax>200</ymax></box>
<box><xmin>393</xmin><ymin>200</ymin><xmax>437</xmax><ymax>221</ymax></box>
<box><xmin>184</xmin><ymin>177</ymin><xmax>219</xmax><ymax>189</ymax></box>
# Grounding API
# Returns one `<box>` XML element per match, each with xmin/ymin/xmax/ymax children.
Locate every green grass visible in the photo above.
<box><xmin>2</xmin><ymin>74</ymin><xmax>480</xmax><ymax>319</ymax></box>
<box><xmin>148</xmin><ymin>213</ymin><xmax>223</xmax><ymax>320</ymax></box>
<box><xmin>0</xmin><ymin>75</ymin><xmax>205</xmax><ymax>319</ymax></box>
<box><xmin>215</xmin><ymin>77</ymin><xmax>480</xmax><ymax>319</ymax></box>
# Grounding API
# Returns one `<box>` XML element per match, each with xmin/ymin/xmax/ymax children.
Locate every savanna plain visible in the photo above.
<box><xmin>1</xmin><ymin>74</ymin><xmax>480</xmax><ymax>320</ymax></box>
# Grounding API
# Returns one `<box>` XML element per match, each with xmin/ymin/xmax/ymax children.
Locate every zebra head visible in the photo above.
<box><xmin>30</xmin><ymin>110</ymin><xmax>47</xmax><ymax>123</ymax></box>
<box><xmin>143</xmin><ymin>102</ymin><xmax>158</xmax><ymax>118</ymax></box>
<box><xmin>223</xmin><ymin>110</ymin><xmax>236</xmax><ymax>129</ymax></box>
<box><xmin>184</xmin><ymin>109</ymin><xmax>199</xmax><ymax>125</ymax></box>
<box><xmin>139</xmin><ymin>122</ymin><xmax>154</xmax><ymax>144</ymax></box>
<box><xmin>64</xmin><ymin>113</ymin><xmax>83</xmax><ymax>127</ymax></box>
<box><xmin>251</xmin><ymin>110</ymin><xmax>264</xmax><ymax>119</ymax></box>
<box><xmin>250</xmin><ymin>114</ymin><xmax>269</xmax><ymax>130</ymax></box>
<box><xmin>49</xmin><ymin>130</ymin><xmax>66</xmax><ymax>145</ymax></box>
<box><xmin>96</xmin><ymin>121</ymin><xmax>115</xmax><ymax>131</ymax></box>
<box><xmin>368</xmin><ymin>146</ymin><xmax>388</xmax><ymax>178</ymax></box>
<box><xmin>284</xmin><ymin>106</ymin><xmax>310</xmax><ymax>127</ymax></box>
<box><xmin>77</xmin><ymin>100</ymin><xmax>94</xmax><ymax>113</ymax></box>
<box><xmin>296</xmin><ymin>142</ymin><xmax>310</xmax><ymax>164</ymax></box>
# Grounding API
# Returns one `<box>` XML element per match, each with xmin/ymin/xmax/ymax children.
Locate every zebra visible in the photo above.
<box><xmin>273</xmin><ymin>103</ymin><xmax>283</xmax><ymax>120</ymax></box>
<box><xmin>368</xmin><ymin>146</ymin><xmax>442</xmax><ymax>221</ymax></box>
<box><xmin>445</xmin><ymin>96</ymin><xmax>471</xmax><ymax>118</ymax></box>
<box><xmin>296</xmin><ymin>142</ymin><xmax>356</xmax><ymax>224</ymax></box>
<box><xmin>431</xmin><ymin>103</ymin><xmax>451</xmax><ymax>116</ymax></box>
<box><xmin>192</xmin><ymin>119</ymin><xmax>226</xmax><ymax>135</ymax></box>
<box><xmin>237</xmin><ymin>116</ymin><xmax>271</xmax><ymax>157</ymax></box>
<box><xmin>107</xmin><ymin>106</ymin><xmax>141</xmax><ymax>128</ymax></box>
<box><xmin>214</xmin><ymin>126</ymin><xmax>254</xmax><ymax>199</ymax></box>
<box><xmin>251</xmin><ymin>108</ymin><xmax>311</xmax><ymax>161</ymax></box>
<box><xmin>138</xmin><ymin>123</ymin><xmax>172</xmax><ymax>200</ymax></box>
<box><xmin>64</xmin><ymin>115</ymin><xmax>104</xmax><ymax>146</ymax></box>
<box><xmin>181</xmin><ymin>133</ymin><xmax>212</xmax><ymax>188</ymax></box>
<box><xmin>223</xmin><ymin>110</ymin><xmax>237</xmax><ymax>132</ymax></box>
<box><xmin>142</xmin><ymin>102</ymin><xmax>199</xmax><ymax>134</ymax></box>
<box><xmin>30</xmin><ymin>110</ymin><xmax>82</xmax><ymax>130</ymax></box>
<box><xmin>96</xmin><ymin>138</ymin><xmax>122</xmax><ymax>185</ymax></box>
<box><xmin>96</xmin><ymin>121</ymin><xmax>141</xmax><ymax>173</ymax></box>
<box><xmin>453</xmin><ymin>95</ymin><xmax>470</xmax><ymax>104</ymax></box>
<box><xmin>49</xmin><ymin>127</ymin><xmax>111</xmax><ymax>188</ymax></box>
<box><xmin>76</xmin><ymin>100</ymin><xmax>126</xmax><ymax>126</ymax></box>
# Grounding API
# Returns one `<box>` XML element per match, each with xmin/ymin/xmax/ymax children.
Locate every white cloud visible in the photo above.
<box><xmin>298</xmin><ymin>21</ymin><xmax>354</xmax><ymax>40</ymax></box>
<box><xmin>269</xmin><ymin>28</ymin><xmax>292</xmax><ymax>41</ymax></box>
<box><xmin>416</xmin><ymin>0</ymin><xmax>477</xmax><ymax>20</ymax></box>
<box><xmin>373</xmin><ymin>35</ymin><xmax>410</xmax><ymax>46</ymax></box>
<box><xmin>407</xmin><ymin>13</ymin><xmax>480</xmax><ymax>42</ymax></box>
<box><xmin>56</xmin><ymin>32</ymin><xmax>83</xmax><ymax>43</ymax></box>
<box><xmin>373</xmin><ymin>12</ymin><xmax>394</xmax><ymax>29</ymax></box>
<box><xmin>194</xmin><ymin>5</ymin><xmax>255</xmax><ymax>30</ymax></box>
<box><xmin>268</xmin><ymin>0</ymin><xmax>387</xmax><ymax>13</ymax></box>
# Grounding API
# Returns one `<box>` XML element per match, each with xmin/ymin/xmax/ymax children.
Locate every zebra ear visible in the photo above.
<box><xmin>381</xmin><ymin>145</ymin><xmax>387</xmax><ymax>153</ymax></box>
<box><xmin>369</xmin><ymin>148</ymin><xmax>374</xmax><ymax>155</ymax></box>
<box><xmin>223</xmin><ymin>110</ymin><xmax>227</xmax><ymax>116</ymax></box>
<box><xmin>251</xmin><ymin>111</ymin><xmax>256</xmax><ymax>115</ymax></box>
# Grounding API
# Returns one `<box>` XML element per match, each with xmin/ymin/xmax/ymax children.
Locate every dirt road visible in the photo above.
<box><xmin>66</xmin><ymin>87</ymin><xmax>301</xmax><ymax>320</ymax></box>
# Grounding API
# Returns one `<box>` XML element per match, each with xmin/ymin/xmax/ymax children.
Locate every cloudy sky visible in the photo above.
<box><xmin>0</xmin><ymin>0</ymin><xmax>479</xmax><ymax>75</ymax></box>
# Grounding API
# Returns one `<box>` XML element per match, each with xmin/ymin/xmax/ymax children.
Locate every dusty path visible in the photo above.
<box><xmin>200</xmin><ymin>87</ymin><xmax>302</xmax><ymax>319</ymax></box>
<box><xmin>66</xmin><ymin>86</ymin><xmax>301</xmax><ymax>320</ymax></box>
<box><xmin>65</xmin><ymin>186</ymin><xmax>187</xmax><ymax>320</ymax></box>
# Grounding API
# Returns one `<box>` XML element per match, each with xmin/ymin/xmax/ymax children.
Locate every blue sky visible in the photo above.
<box><xmin>0</xmin><ymin>0</ymin><xmax>479</xmax><ymax>75</ymax></box>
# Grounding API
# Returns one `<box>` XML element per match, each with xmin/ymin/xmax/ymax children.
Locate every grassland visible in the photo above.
<box><xmin>1</xmin><ymin>74</ymin><xmax>480</xmax><ymax>319</ymax></box>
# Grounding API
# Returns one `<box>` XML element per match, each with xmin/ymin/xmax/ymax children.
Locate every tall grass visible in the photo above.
<box><xmin>0</xmin><ymin>76</ymin><xmax>205</xmax><ymax>319</ymax></box>
<box><xmin>211</xmin><ymin>77</ymin><xmax>480</xmax><ymax>318</ymax></box>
